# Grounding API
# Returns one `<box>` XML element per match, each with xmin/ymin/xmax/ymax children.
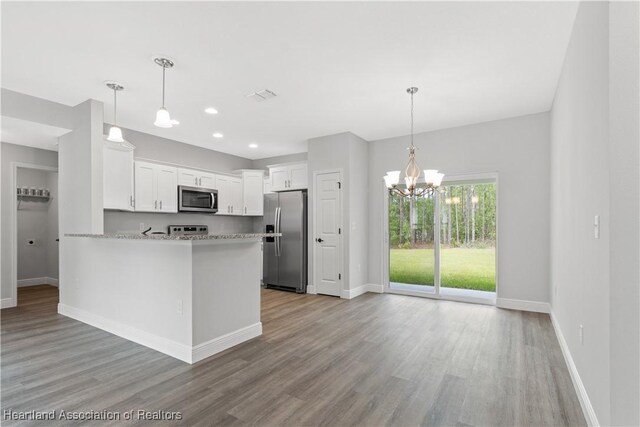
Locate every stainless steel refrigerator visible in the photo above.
<box><xmin>263</xmin><ymin>191</ymin><xmax>307</xmax><ymax>293</ymax></box>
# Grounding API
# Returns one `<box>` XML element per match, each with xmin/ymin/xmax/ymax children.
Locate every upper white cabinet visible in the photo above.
<box><xmin>103</xmin><ymin>140</ymin><xmax>135</xmax><ymax>211</ymax></box>
<box><xmin>215</xmin><ymin>174</ymin><xmax>242</xmax><ymax>215</ymax></box>
<box><xmin>134</xmin><ymin>161</ymin><xmax>178</xmax><ymax>213</ymax></box>
<box><xmin>241</xmin><ymin>170</ymin><xmax>264</xmax><ymax>216</ymax></box>
<box><xmin>269</xmin><ymin>163</ymin><xmax>307</xmax><ymax>191</ymax></box>
<box><xmin>178</xmin><ymin>168</ymin><xmax>216</xmax><ymax>189</ymax></box>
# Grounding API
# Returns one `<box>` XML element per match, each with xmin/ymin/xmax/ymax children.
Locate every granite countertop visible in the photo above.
<box><xmin>65</xmin><ymin>232</ymin><xmax>281</xmax><ymax>241</ymax></box>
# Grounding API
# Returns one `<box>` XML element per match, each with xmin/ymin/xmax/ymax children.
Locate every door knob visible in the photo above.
<box><xmin>316</xmin><ymin>238</ymin><xmax>324</xmax><ymax>243</ymax></box>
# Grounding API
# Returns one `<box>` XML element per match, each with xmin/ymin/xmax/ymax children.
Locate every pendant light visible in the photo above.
<box><xmin>384</xmin><ymin>87</ymin><xmax>444</xmax><ymax>198</ymax></box>
<box><xmin>153</xmin><ymin>57</ymin><xmax>177</xmax><ymax>128</ymax></box>
<box><xmin>106</xmin><ymin>82</ymin><xmax>125</xmax><ymax>143</ymax></box>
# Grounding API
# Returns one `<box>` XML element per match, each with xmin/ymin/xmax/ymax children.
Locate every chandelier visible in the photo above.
<box><xmin>384</xmin><ymin>87</ymin><xmax>444</xmax><ymax>198</ymax></box>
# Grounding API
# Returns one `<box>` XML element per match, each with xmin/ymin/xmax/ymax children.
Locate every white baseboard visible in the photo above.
<box><xmin>192</xmin><ymin>322</ymin><xmax>262</xmax><ymax>364</ymax></box>
<box><xmin>366</xmin><ymin>283</ymin><xmax>384</xmax><ymax>293</ymax></box>
<box><xmin>1</xmin><ymin>298</ymin><xmax>16</xmax><ymax>309</ymax></box>
<box><xmin>58</xmin><ymin>303</ymin><xmax>192</xmax><ymax>362</ymax></box>
<box><xmin>496</xmin><ymin>297</ymin><xmax>550</xmax><ymax>313</ymax></box>
<box><xmin>17</xmin><ymin>277</ymin><xmax>58</xmax><ymax>287</ymax></box>
<box><xmin>306</xmin><ymin>285</ymin><xmax>317</xmax><ymax>294</ymax></box>
<box><xmin>58</xmin><ymin>303</ymin><xmax>262</xmax><ymax>364</ymax></box>
<box><xmin>339</xmin><ymin>284</ymin><xmax>384</xmax><ymax>299</ymax></box>
<box><xmin>550</xmin><ymin>312</ymin><xmax>599</xmax><ymax>426</ymax></box>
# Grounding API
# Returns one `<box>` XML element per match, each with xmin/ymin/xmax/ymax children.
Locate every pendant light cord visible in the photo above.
<box><xmin>162</xmin><ymin>65</ymin><xmax>166</xmax><ymax>108</ymax></box>
<box><xmin>113</xmin><ymin>89</ymin><xmax>117</xmax><ymax>125</ymax></box>
<box><xmin>410</xmin><ymin>91</ymin><xmax>414</xmax><ymax>148</ymax></box>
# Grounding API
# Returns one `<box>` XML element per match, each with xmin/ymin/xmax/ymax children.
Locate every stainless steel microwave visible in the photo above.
<box><xmin>178</xmin><ymin>185</ymin><xmax>218</xmax><ymax>213</ymax></box>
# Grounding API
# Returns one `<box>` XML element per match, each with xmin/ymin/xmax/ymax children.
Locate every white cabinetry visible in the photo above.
<box><xmin>241</xmin><ymin>170</ymin><xmax>264</xmax><ymax>216</ymax></box>
<box><xmin>134</xmin><ymin>161</ymin><xmax>178</xmax><ymax>213</ymax></box>
<box><xmin>178</xmin><ymin>168</ymin><xmax>216</xmax><ymax>189</ymax></box>
<box><xmin>103</xmin><ymin>140</ymin><xmax>135</xmax><ymax>211</ymax></box>
<box><xmin>269</xmin><ymin>163</ymin><xmax>307</xmax><ymax>191</ymax></box>
<box><xmin>215</xmin><ymin>175</ymin><xmax>242</xmax><ymax>215</ymax></box>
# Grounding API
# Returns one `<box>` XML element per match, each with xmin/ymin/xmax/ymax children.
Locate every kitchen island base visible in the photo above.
<box><xmin>60</xmin><ymin>234</ymin><xmax>270</xmax><ymax>364</ymax></box>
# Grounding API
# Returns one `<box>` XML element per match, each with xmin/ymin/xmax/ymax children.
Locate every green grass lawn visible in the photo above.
<box><xmin>390</xmin><ymin>248</ymin><xmax>496</xmax><ymax>292</ymax></box>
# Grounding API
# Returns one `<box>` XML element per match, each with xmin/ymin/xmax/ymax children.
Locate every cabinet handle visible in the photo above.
<box><xmin>155</xmin><ymin>200</ymin><xmax>158</xmax><ymax>210</ymax></box>
<box><xmin>198</xmin><ymin>177</ymin><xmax>201</xmax><ymax>186</ymax></box>
<box><xmin>130</xmin><ymin>195</ymin><xmax>134</xmax><ymax>207</ymax></box>
<box><xmin>160</xmin><ymin>200</ymin><xmax>163</xmax><ymax>210</ymax></box>
<box><xmin>195</xmin><ymin>177</ymin><xmax>198</xmax><ymax>185</ymax></box>
<box><xmin>245</xmin><ymin>206</ymin><xmax>247</xmax><ymax>214</ymax></box>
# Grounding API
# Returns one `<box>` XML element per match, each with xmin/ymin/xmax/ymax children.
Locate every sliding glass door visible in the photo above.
<box><xmin>387</xmin><ymin>178</ymin><xmax>497</xmax><ymax>301</ymax></box>
<box><xmin>388</xmin><ymin>190</ymin><xmax>436</xmax><ymax>294</ymax></box>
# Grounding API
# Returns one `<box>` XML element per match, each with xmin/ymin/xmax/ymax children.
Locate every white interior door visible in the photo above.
<box><xmin>314</xmin><ymin>171</ymin><xmax>342</xmax><ymax>296</ymax></box>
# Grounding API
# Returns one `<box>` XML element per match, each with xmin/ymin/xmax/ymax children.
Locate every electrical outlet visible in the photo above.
<box><xmin>139</xmin><ymin>223</ymin><xmax>145</xmax><ymax>232</ymax></box>
<box><xmin>579</xmin><ymin>324</ymin><xmax>584</xmax><ymax>345</ymax></box>
<box><xmin>176</xmin><ymin>299</ymin><xmax>183</xmax><ymax>315</ymax></box>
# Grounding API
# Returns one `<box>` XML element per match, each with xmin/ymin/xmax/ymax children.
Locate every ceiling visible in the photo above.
<box><xmin>1</xmin><ymin>117</ymin><xmax>69</xmax><ymax>151</ymax></box>
<box><xmin>1</xmin><ymin>2</ymin><xmax>578</xmax><ymax>160</ymax></box>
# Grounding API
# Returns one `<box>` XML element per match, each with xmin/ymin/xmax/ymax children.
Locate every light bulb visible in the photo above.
<box><xmin>154</xmin><ymin>108</ymin><xmax>173</xmax><ymax>128</ymax></box>
<box><xmin>383</xmin><ymin>175</ymin><xmax>394</xmax><ymax>188</ymax></box>
<box><xmin>433</xmin><ymin>172</ymin><xmax>444</xmax><ymax>187</ymax></box>
<box><xmin>107</xmin><ymin>126</ymin><xmax>124</xmax><ymax>143</ymax></box>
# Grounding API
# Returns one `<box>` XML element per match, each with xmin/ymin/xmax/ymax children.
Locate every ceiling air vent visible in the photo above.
<box><xmin>247</xmin><ymin>89</ymin><xmax>277</xmax><ymax>102</ymax></box>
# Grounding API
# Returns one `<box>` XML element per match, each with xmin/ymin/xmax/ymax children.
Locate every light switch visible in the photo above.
<box><xmin>594</xmin><ymin>215</ymin><xmax>600</xmax><ymax>239</ymax></box>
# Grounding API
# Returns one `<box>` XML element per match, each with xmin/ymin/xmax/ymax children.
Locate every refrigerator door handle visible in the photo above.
<box><xmin>275</xmin><ymin>207</ymin><xmax>281</xmax><ymax>257</ymax></box>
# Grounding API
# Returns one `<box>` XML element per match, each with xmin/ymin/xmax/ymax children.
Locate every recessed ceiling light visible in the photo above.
<box><xmin>249</xmin><ymin>143</ymin><xmax>258</xmax><ymax>148</ymax></box>
<box><xmin>204</xmin><ymin>107</ymin><xmax>218</xmax><ymax>115</ymax></box>
<box><xmin>212</xmin><ymin>132</ymin><xmax>223</xmax><ymax>138</ymax></box>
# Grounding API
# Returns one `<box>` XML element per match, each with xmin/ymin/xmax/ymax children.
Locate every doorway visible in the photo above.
<box><xmin>313</xmin><ymin>170</ymin><xmax>343</xmax><ymax>297</ymax></box>
<box><xmin>11</xmin><ymin>163</ymin><xmax>59</xmax><ymax>307</ymax></box>
<box><xmin>386</xmin><ymin>176</ymin><xmax>497</xmax><ymax>304</ymax></box>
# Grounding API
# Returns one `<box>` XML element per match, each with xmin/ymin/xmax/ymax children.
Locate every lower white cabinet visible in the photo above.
<box><xmin>134</xmin><ymin>161</ymin><xmax>178</xmax><ymax>213</ymax></box>
<box><xmin>103</xmin><ymin>140</ymin><xmax>134</xmax><ymax>211</ymax></box>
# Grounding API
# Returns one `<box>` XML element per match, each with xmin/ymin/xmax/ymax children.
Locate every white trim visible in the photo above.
<box><xmin>366</xmin><ymin>283</ymin><xmax>384</xmax><ymax>293</ymax></box>
<box><xmin>496</xmin><ymin>297</ymin><xmax>550</xmax><ymax>313</ymax></box>
<box><xmin>306</xmin><ymin>285</ymin><xmax>317</xmax><ymax>295</ymax></box>
<box><xmin>10</xmin><ymin>162</ymin><xmax>59</xmax><ymax>312</ymax></box>
<box><xmin>341</xmin><ymin>285</ymin><xmax>369</xmax><ymax>300</ymax></box>
<box><xmin>17</xmin><ymin>277</ymin><xmax>58</xmax><ymax>287</ymax></box>
<box><xmin>58</xmin><ymin>303</ymin><xmax>192</xmax><ymax>363</ymax></box>
<box><xmin>191</xmin><ymin>322</ymin><xmax>262</xmax><ymax>364</ymax></box>
<box><xmin>58</xmin><ymin>303</ymin><xmax>262</xmax><ymax>365</ymax></box>
<box><xmin>1</xmin><ymin>298</ymin><xmax>15</xmax><ymax>309</ymax></box>
<box><xmin>550</xmin><ymin>312</ymin><xmax>599</xmax><ymax>426</ymax></box>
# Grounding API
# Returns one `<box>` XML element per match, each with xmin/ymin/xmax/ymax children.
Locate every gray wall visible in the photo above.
<box><xmin>368</xmin><ymin>113</ymin><xmax>551</xmax><ymax>303</ymax></box>
<box><xmin>550</xmin><ymin>2</ymin><xmax>640</xmax><ymax>425</ymax></box>
<box><xmin>1</xmin><ymin>143</ymin><xmax>58</xmax><ymax>299</ymax></box>
<box><xmin>103</xmin><ymin>125</ymin><xmax>256</xmax><ymax>234</ymax></box>
<box><xmin>608</xmin><ymin>2</ymin><xmax>639</xmax><ymax>424</ymax></box>
<box><xmin>251</xmin><ymin>152</ymin><xmax>307</xmax><ymax>171</ymax></box>
<box><xmin>307</xmin><ymin>132</ymin><xmax>369</xmax><ymax>294</ymax></box>
<box><xmin>16</xmin><ymin>168</ymin><xmax>58</xmax><ymax>281</ymax></box>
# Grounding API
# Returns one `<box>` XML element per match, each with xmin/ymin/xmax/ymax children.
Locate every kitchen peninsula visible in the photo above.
<box><xmin>59</xmin><ymin>233</ymin><xmax>278</xmax><ymax>363</ymax></box>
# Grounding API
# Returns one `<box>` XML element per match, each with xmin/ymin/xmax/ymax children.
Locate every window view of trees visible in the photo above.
<box><xmin>389</xmin><ymin>183</ymin><xmax>496</xmax><ymax>249</ymax></box>
<box><xmin>389</xmin><ymin>182</ymin><xmax>497</xmax><ymax>292</ymax></box>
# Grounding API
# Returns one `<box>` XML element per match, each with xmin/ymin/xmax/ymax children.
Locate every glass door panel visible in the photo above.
<box><xmin>439</xmin><ymin>182</ymin><xmax>496</xmax><ymax>298</ymax></box>
<box><xmin>388</xmin><ymin>191</ymin><xmax>436</xmax><ymax>294</ymax></box>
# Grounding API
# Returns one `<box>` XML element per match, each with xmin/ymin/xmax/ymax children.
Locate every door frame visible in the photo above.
<box><xmin>382</xmin><ymin>172</ymin><xmax>499</xmax><ymax>306</ymax></box>
<box><xmin>9</xmin><ymin>162</ymin><xmax>59</xmax><ymax>308</ymax></box>
<box><xmin>309</xmin><ymin>168</ymin><xmax>343</xmax><ymax>296</ymax></box>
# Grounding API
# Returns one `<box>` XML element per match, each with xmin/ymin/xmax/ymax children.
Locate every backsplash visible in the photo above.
<box><xmin>104</xmin><ymin>211</ymin><xmax>255</xmax><ymax>235</ymax></box>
